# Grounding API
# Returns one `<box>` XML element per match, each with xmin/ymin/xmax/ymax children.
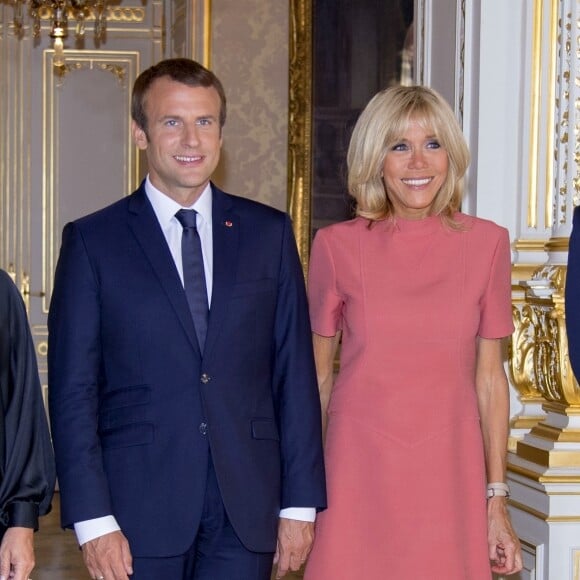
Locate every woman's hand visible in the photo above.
<box><xmin>0</xmin><ymin>527</ymin><xmax>34</xmax><ymax>580</ymax></box>
<box><xmin>487</xmin><ymin>496</ymin><xmax>523</xmax><ymax>575</ymax></box>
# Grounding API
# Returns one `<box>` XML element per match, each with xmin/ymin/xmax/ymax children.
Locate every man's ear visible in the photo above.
<box><xmin>132</xmin><ymin>120</ymin><xmax>148</xmax><ymax>150</ymax></box>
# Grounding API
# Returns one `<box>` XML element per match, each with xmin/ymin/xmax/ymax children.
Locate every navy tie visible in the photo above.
<box><xmin>175</xmin><ymin>209</ymin><xmax>209</xmax><ymax>351</ymax></box>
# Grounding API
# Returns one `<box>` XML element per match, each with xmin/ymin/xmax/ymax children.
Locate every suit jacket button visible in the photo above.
<box><xmin>199</xmin><ymin>422</ymin><xmax>208</xmax><ymax>435</ymax></box>
<box><xmin>200</xmin><ymin>373</ymin><xmax>211</xmax><ymax>384</ymax></box>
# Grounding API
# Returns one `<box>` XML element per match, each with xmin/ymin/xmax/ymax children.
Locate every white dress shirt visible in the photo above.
<box><xmin>74</xmin><ymin>178</ymin><xmax>314</xmax><ymax>546</ymax></box>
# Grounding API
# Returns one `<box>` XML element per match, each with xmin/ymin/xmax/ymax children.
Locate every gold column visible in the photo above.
<box><xmin>509</xmin><ymin>0</ymin><xmax>580</xmax><ymax>475</ymax></box>
<box><xmin>508</xmin><ymin>270</ymin><xmax>550</xmax><ymax>452</ymax></box>
<box><xmin>513</xmin><ymin>263</ymin><xmax>580</xmax><ymax>468</ymax></box>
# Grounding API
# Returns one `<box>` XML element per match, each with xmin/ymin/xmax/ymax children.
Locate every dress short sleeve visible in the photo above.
<box><xmin>308</xmin><ymin>229</ymin><xmax>343</xmax><ymax>336</ymax></box>
<box><xmin>478</xmin><ymin>227</ymin><xmax>514</xmax><ymax>339</ymax></box>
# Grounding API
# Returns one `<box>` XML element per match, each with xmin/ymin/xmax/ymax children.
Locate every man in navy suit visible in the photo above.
<box><xmin>48</xmin><ymin>58</ymin><xmax>326</xmax><ymax>580</ymax></box>
<box><xmin>567</xmin><ymin>205</ymin><xmax>580</xmax><ymax>380</ymax></box>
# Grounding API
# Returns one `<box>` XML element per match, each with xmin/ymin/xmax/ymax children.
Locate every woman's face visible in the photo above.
<box><xmin>381</xmin><ymin>119</ymin><xmax>449</xmax><ymax>220</ymax></box>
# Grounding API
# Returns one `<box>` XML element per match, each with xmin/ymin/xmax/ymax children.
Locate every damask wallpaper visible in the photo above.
<box><xmin>211</xmin><ymin>0</ymin><xmax>289</xmax><ymax>211</ymax></box>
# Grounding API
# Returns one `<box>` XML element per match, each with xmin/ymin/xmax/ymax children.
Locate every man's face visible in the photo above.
<box><xmin>132</xmin><ymin>76</ymin><xmax>223</xmax><ymax>206</ymax></box>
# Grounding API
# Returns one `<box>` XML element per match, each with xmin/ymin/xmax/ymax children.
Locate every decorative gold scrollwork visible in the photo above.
<box><xmin>107</xmin><ymin>6</ymin><xmax>145</xmax><ymax>22</ymax></box>
<box><xmin>510</xmin><ymin>303</ymin><xmax>544</xmax><ymax>400</ymax></box>
<box><xmin>37</xmin><ymin>5</ymin><xmax>145</xmax><ymax>22</ymax></box>
<box><xmin>532</xmin><ymin>302</ymin><xmax>562</xmax><ymax>402</ymax></box>
<box><xmin>511</xmin><ymin>264</ymin><xmax>580</xmax><ymax>408</ymax></box>
<box><xmin>53</xmin><ymin>59</ymin><xmax>127</xmax><ymax>87</ymax></box>
<box><xmin>96</xmin><ymin>63</ymin><xmax>126</xmax><ymax>86</ymax></box>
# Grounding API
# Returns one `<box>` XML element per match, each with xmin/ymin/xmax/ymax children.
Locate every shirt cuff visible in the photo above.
<box><xmin>7</xmin><ymin>502</ymin><xmax>39</xmax><ymax>530</ymax></box>
<box><xmin>74</xmin><ymin>515</ymin><xmax>121</xmax><ymax>546</ymax></box>
<box><xmin>279</xmin><ymin>507</ymin><xmax>316</xmax><ymax>522</ymax></box>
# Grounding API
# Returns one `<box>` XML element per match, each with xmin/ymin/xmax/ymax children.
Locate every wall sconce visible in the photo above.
<box><xmin>10</xmin><ymin>0</ymin><xmax>108</xmax><ymax>69</ymax></box>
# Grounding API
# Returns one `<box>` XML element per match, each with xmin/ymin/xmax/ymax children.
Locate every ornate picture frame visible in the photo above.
<box><xmin>288</xmin><ymin>0</ymin><xmax>313</xmax><ymax>274</ymax></box>
<box><xmin>287</xmin><ymin>0</ymin><xmax>414</xmax><ymax>273</ymax></box>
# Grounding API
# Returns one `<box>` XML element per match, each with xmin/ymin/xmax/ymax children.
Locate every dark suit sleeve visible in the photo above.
<box><xmin>567</xmin><ymin>207</ymin><xmax>580</xmax><ymax>380</ymax></box>
<box><xmin>273</xmin><ymin>216</ymin><xmax>326</xmax><ymax>511</ymax></box>
<box><xmin>48</xmin><ymin>223</ymin><xmax>112</xmax><ymax>528</ymax></box>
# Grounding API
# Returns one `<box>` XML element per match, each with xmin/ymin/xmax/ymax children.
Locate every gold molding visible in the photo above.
<box><xmin>512</xmin><ymin>259</ymin><xmax>553</xmax><ymax>285</ymax></box>
<box><xmin>544</xmin><ymin>0</ymin><xmax>557</xmax><ymax>228</ymax></box>
<box><xmin>0</xmin><ymin>35</ymin><xmax>32</xmax><ymax>294</ymax></box>
<box><xmin>543</xmin><ymin>401</ymin><xmax>580</xmax><ymax>415</ymax></box>
<box><xmin>510</xmin><ymin>498</ymin><xmax>580</xmax><ymax>522</ymax></box>
<box><xmin>287</xmin><ymin>0</ymin><xmax>312</xmax><ymax>274</ymax></box>
<box><xmin>516</xmin><ymin>440</ymin><xmax>580</xmax><ymax>467</ymax></box>
<box><xmin>526</xmin><ymin>0</ymin><xmax>559</xmax><ymax>229</ymax></box>
<box><xmin>106</xmin><ymin>6</ymin><xmax>146</xmax><ymax>22</ymax></box>
<box><xmin>545</xmin><ymin>236</ymin><xmax>570</xmax><ymax>252</ymax></box>
<box><xmin>531</xmin><ymin>423</ymin><xmax>580</xmax><ymax>443</ymax></box>
<box><xmin>51</xmin><ymin>58</ymin><xmax>128</xmax><ymax>86</ymax></box>
<box><xmin>512</xmin><ymin>264</ymin><xmax>546</xmax><ymax>282</ymax></box>
<box><xmin>527</xmin><ymin>0</ymin><xmax>541</xmax><ymax>228</ymax></box>
<box><xmin>513</xmin><ymin>238</ymin><xmax>548</xmax><ymax>252</ymax></box>
<box><xmin>189</xmin><ymin>0</ymin><xmax>212</xmax><ymax>68</ymax></box>
<box><xmin>36</xmin><ymin>5</ymin><xmax>146</xmax><ymax>23</ymax></box>
<box><xmin>509</xmin><ymin>460</ymin><xmax>580</xmax><ymax>484</ymax></box>
<box><xmin>202</xmin><ymin>0</ymin><xmax>211</xmax><ymax>69</ymax></box>
<box><xmin>42</xmin><ymin>50</ymin><xmax>140</xmax><ymax>314</ymax></box>
<box><xmin>510</xmin><ymin>498</ymin><xmax>549</xmax><ymax>521</ymax></box>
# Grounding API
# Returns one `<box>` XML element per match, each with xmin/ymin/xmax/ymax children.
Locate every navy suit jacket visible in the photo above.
<box><xmin>48</xmin><ymin>182</ymin><xmax>326</xmax><ymax>557</ymax></box>
<box><xmin>567</xmin><ymin>206</ymin><xmax>580</xmax><ymax>380</ymax></box>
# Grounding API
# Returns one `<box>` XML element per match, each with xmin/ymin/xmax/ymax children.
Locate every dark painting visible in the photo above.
<box><xmin>312</xmin><ymin>0</ymin><xmax>414</xmax><ymax>233</ymax></box>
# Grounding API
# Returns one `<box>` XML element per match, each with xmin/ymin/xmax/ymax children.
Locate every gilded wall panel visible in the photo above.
<box><xmin>1</xmin><ymin>0</ymin><xmax>162</xmax><ymax>328</ymax></box>
<box><xmin>0</xmin><ymin>18</ymin><xmax>33</xmax><ymax>286</ymax></box>
<box><xmin>42</xmin><ymin>51</ymin><xmax>140</xmax><ymax>314</ymax></box>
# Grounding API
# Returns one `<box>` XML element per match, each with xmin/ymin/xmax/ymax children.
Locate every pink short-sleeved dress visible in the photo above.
<box><xmin>304</xmin><ymin>213</ymin><xmax>514</xmax><ymax>580</ymax></box>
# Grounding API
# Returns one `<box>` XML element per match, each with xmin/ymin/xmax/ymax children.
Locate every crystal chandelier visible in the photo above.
<box><xmin>10</xmin><ymin>0</ymin><xmax>108</xmax><ymax>68</ymax></box>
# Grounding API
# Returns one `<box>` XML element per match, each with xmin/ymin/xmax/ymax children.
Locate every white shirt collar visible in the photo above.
<box><xmin>144</xmin><ymin>176</ymin><xmax>213</xmax><ymax>228</ymax></box>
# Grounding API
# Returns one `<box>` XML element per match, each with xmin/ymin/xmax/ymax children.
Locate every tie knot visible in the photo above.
<box><xmin>176</xmin><ymin>209</ymin><xmax>198</xmax><ymax>229</ymax></box>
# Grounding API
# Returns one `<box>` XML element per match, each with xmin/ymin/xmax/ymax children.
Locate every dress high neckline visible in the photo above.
<box><xmin>383</xmin><ymin>214</ymin><xmax>443</xmax><ymax>234</ymax></box>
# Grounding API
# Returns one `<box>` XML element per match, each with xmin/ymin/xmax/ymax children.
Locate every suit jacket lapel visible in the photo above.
<box><xmin>127</xmin><ymin>186</ymin><xmax>201</xmax><ymax>356</ymax></box>
<box><xmin>204</xmin><ymin>185</ymin><xmax>238</xmax><ymax>359</ymax></box>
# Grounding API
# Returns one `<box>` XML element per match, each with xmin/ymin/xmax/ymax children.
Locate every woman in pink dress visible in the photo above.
<box><xmin>304</xmin><ymin>86</ymin><xmax>522</xmax><ymax>579</ymax></box>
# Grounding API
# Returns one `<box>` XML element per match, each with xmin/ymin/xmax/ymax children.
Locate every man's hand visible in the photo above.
<box><xmin>0</xmin><ymin>527</ymin><xmax>34</xmax><ymax>580</ymax></box>
<box><xmin>81</xmin><ymin>530</ymin><xmax>133</xmax><ymax>580</ymax></box>
<box><xmin>273</xmin><ymin>518</ymin><xmax>314</xmax><ymax>579</ymax></box>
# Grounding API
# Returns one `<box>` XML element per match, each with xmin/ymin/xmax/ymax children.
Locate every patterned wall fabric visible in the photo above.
<box><xmin>212</xmin><ymin>0</ymin><xmax>289</xmax><ymax>211</ymax></box>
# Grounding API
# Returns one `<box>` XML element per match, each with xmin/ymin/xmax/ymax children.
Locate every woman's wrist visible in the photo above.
<box><xmin>487</xmin><ymin>482</ymin><xmax>510</xmax><ymax>499</ymax></box>
<box><xmin>487</xmin><ymin>494</ymin><xmax>509</xmax><ymax>518</ymax></box>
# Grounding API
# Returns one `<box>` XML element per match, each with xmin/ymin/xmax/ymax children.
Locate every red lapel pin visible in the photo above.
<box><xmin>224</xmin><ymin>220</ymin><xmax>233</xmax><ymax>227</ymax></box>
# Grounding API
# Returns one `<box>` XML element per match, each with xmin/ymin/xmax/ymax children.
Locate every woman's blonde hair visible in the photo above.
<box><xmin>347</xmin><ymin>85</ymin><xmax>470</xmax><ymax>226</ymax></box>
